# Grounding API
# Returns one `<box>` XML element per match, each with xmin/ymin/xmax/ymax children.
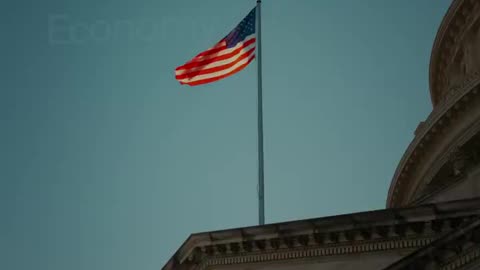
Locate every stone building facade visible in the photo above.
<box><xmin>163</xmin><ymin>1</ymin><xmax>480</xmax><ymax>269</ymax></box>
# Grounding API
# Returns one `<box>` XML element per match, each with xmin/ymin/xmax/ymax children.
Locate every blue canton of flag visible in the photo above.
<box><xmin>225</xmin><ymin>8</ymin><xmax>256</xmax><ymax>48</ymax></box>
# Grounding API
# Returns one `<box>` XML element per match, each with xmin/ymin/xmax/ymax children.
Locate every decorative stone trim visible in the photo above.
<box><xmin>412</xmin><ymin>175</ymin><xmax>465</xmax><ymax>205</ymax></box>
<box><xmin>380</xmin><ymin>217</ymin><xmax>480</xmax><ymax>270</ymax></box>
<box><xmin>438</xmin><ymin>72</ymin><xmax>480</xmax><ymax>109</ymax></box>
<box><xmin>185</xmin><ymin>216</ymin><xmax>472</xmax><ymax>269</ymax></box>
<box><xmin>198</xmin><ymin>237</ymin><xmax>434</xmax><ymax>270</ymax></box>
<box><xmin>429</xmin><ymin>0</ymin><xmax>480</xmax><ymax>105</ymax></box>
<box><xmin>409</xmin><ymin>119</ymin><xmax>480</xmax><ymax>204</ymax></box>
<box><xmin>441</xmin><ymin>246</ymin><xmax>480</xmax><ymax>270</ymax></box>
<box><xmin>163</xmin><ymin>199</ymin><xmax>480</xmax><ymax>270</ymax></box>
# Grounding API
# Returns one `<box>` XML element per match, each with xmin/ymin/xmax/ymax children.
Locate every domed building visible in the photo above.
<box><xmin>163</xmin><ymin>1</ymin><xmax>480</xmax><ymax>269</ymax></box>
<box><xmin>387</xmin><ymin>0</ymin><xmax>480</xmax><ymax>209</ymax></box>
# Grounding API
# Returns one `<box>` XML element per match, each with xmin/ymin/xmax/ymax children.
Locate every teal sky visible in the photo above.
<box><xmin>1</xmin><ymin>1</ymin><xmax>451</xmax><ymax>270</ymax></box>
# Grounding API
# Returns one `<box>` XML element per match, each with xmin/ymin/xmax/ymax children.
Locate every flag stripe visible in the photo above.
<box><xmin>176</xmin><ymin>35</ymin><xmax>256</xmax><ymax>73</ymax></box>
<box><xmin>175</xmin><ymin>43</ymin><xmax>256</xmax><ymax>78</ymax></box>
<box><xmin>181</xmin><ymin>54</ymin><xmax>256</xmax><ymax>86</ymax></box>
<box><xmin>179</xmin><ymin>44</ymin><xmax>226</xmax><ymax>67</ymax></box>
<box><xmin>192</xmin><ymin>42</ymin><xmax>227</xmax><ymax>59</ymax></box>
<box><xmin>178</xmin><ymin>52</ymin><xmax>255</xmax><ymax>84</ymax></box>
<box><xmin>176</xmin><ymin>48</ymin><xmax>255</xmax><ymax>80</ymax></box>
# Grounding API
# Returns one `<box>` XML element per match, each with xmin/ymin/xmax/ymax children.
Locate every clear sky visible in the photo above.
<box><xmin>1</xmin><ymin>1</ymin><xmax>451</xmax><ymax>270</ymax></box>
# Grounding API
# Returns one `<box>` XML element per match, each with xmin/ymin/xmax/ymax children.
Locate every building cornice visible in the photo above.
<box><xmin>163</xmin><ymin>198</ymin><xmax>480</xmax><ymax>270</ymax></box>
<box><xmin>441</xmin><ymin>246</ymin><xmax>480</xmax><ymax>270</ymax></box>
<box><xmin>197</xmin><ymin>237</ymin><xmax>433</xmax><ymax>270</ymax></box>
<box><xmin>382</xmin><ymin>217</ymin><xmax>480</xmax><ymax>270</ymax></box>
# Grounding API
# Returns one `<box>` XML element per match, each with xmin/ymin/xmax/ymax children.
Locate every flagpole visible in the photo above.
<box><xmin>256</xmin><ymin>0</ymin><xmax>265</xmax><ymax>226</ymax></box>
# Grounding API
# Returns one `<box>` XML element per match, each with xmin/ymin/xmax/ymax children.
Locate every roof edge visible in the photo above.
<box><xmin>162</xmin><ymin>197</ymin><xmax>480</xmax><ymax>270</ymax></box>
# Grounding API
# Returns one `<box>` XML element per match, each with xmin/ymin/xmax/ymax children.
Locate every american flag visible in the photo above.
<box><xmin>175</xmin><ymin>8</ymin><xmax>256</xmax><ymax>86</ymax></box>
